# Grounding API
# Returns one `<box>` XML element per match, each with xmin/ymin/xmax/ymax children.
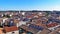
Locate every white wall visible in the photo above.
<box><xmin>5</xmin><ymin>30</ymin><xmax>19</xmax><ymax>34</ymax></box>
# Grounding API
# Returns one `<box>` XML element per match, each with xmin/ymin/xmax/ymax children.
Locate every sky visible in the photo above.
<box><xmin>0</xmin><ymin>0</ymin><xmax>60</xmax><ymax>11</ymax></box>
